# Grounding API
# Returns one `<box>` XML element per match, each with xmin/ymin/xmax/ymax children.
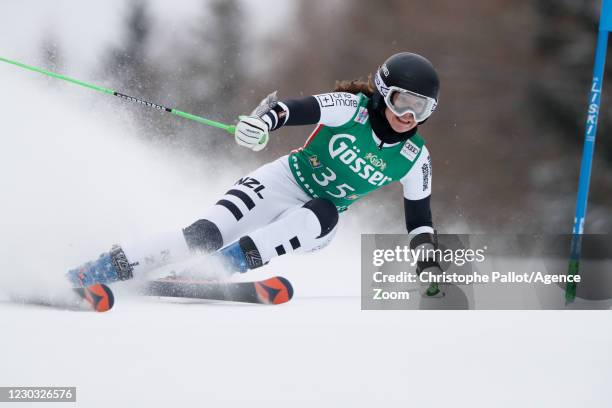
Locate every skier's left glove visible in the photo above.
<box><xmin>234</xmin><ymin>115</ymin><xmax>269</xmax><ymax>152</ymax></box>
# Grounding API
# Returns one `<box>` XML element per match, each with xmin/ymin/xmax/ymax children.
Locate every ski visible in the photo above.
<box><xmin>8</xmin><ymin>283</ymin><xmax>114</xmax><ymax>312</ymax></box>
<box><xmin>143</xmin><ymin>276</ymin><xmax>294</xmax><ymax>305</ymax></box>
<box><xmin>73</xmin><ymin>283</ymin><xmax>115</xmax><ymax>312</ymax></box>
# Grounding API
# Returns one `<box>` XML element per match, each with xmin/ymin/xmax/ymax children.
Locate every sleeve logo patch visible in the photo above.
<box><xmin>421</xmin><ymin>161</ymin><xmax>430</xmax><ymax>191</ymax></box>
<box><xmin>317</xmin><ymin>94</ymin><xmax>335</xmax><ymax>107</ymax></box>
<box><xmin>400</xmin><ymin>140</ymin><xmax>421</xmax><ymax>162</ymax></box>
<box><xmin>354</xmin><ymin>106</ymin><xmax>369</xmax><ymax>124</ymax></box>
<box><xmin>316</xmin><ymin>93</ymin><xmax>359</xmax><ymax>109</ymax></box>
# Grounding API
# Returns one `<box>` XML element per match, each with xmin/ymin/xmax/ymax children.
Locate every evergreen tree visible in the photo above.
<box><xmin>533</xmin><ymin>0</ymin><xmax>611</xmax><ymax>160</ymax></box>
<box><xmin>169</xmin><ymin>0</ymin><xmax>244</xmax><ymax>156</ymax></box>
<box><xmin>106</xmin><ymin>0</ymin><xmax>153</xmax><ymax>91</ymax></box>
<box><xmin>40</xmin><ymin>31</ymin><xmax>63</xmax><ymax>73</ymax></box>
<box><xmin>103</xmin><ymin>0</ymin><xmax>169</xmax><ymax>139</ymax></box>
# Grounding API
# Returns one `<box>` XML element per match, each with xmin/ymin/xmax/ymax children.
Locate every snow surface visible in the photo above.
<box><xmin>0</xmin><ymin>58</ymin><xmax>611</xmax><ymax>408</ymax></box>
<box><xmin>2</xmin><ymin>297</ymin><xmax>612</xmax><ymax>407</ymax></box>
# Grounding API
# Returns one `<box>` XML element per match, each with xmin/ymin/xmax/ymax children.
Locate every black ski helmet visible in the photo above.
<box><xmin>372</xmin><ymin>52</ymin><xmax>440</xmax><ymax>117</ymax></box>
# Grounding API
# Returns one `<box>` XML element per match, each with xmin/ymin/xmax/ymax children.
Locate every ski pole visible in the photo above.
<box><xmin>566</xmin><ymin>0</ymin><xmax>612</xmax><ymax>304</ymax></box>
<box><xmin>0</xmin><ymin>56</ymin><xmax>236</xmax><ymax>135</ymax></box>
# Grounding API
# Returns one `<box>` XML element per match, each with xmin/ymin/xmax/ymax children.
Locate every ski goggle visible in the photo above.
<box><xmin>375</xmin><ymin>71</ymin><xmax>437</xmax><ymax>122</ymax></box>
<box><xmin>385</xmin><ymin>87</ymin><xmax>437</xmax><ymax>122</ymax></box>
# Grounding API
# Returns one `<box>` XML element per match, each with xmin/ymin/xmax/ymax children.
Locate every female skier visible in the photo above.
<box><xmin>68</xmin><ymin>52</ymin><xmax>442</xmax><ymax>288</ymax></box>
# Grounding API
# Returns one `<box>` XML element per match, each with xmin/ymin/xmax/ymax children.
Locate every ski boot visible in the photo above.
<box><xmin>215</xmin><ymin>236</ymin><xmax>263</xmax><ymax>274</ymax></box>
<box><xmin>67</xmin><ymin>245</ymin><xmax>137</xmax><ymax>287</ymax></box>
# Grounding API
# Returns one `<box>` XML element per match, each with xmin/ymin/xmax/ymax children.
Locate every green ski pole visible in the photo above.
<box><xmin>0</xmin><ymin>56</ymin><xmax>236</xmax><ymax>135</ymax></box>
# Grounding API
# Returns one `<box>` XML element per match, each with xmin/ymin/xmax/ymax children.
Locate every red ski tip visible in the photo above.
<box><xmin>254</xmin><ymin>277</ymin><xmax>294</xmax><ymax>305</ymax></box>
<box><xmin>83</xmin><ymin>283</ymin><xmax>114</xmax><ymax>312</ymax></box>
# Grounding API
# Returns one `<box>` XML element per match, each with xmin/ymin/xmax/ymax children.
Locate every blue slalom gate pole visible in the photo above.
<box><xmin>566</xmin><ymin>0</ymin><xmax>612</xmax><ymax>303</ymax></box>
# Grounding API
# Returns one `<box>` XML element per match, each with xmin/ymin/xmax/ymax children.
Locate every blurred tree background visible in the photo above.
<box><xmin>40</xmin><ymin>0</ymin><xmax>612</xmax><ymax>234</ymax></box>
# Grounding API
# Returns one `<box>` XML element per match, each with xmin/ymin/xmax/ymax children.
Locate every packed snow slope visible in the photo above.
<box><xmin>0</xmin><ymin>65</ymin><xmax>611</xmax><ymax>407</ymax></box>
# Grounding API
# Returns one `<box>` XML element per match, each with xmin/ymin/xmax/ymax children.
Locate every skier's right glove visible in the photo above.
<box><xmin>411</xmin><ymin>231</ymin><xmax>443</xmax><ymax>296</ymax></box>
<box><xmin>234</xmin><ymin>115</ymin><xmax>269</xmax><ymax>152</ymax></box>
